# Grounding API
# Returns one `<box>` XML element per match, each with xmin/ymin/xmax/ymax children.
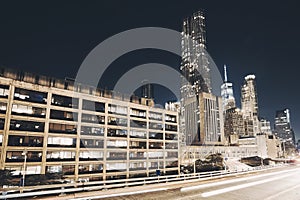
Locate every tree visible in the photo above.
<box><xmin>180</xmin><ymin>153</ymin><xmax>226</xmax><ymax>174</ymax></box>
<box><xmin>0</xmin><ymin>169</ymin><xmax>15</xmax><ymax>187</ymax></box>
<box><xmin>194</xmin><ymin>153</ymin><xmax>224</xmax><ymax>172</ymax></box>
<box><xmin>24</xmin><ymin>172</ymin><xmax>64</xmax><ymax>186</ymax></box>
<box><xmin>205</xmin><ymin>153</ymin><xmax>223</xmax><ymax>166</ymax></box>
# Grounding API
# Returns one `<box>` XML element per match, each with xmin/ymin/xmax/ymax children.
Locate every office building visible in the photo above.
<box><xmin>224</xmin><ymin>107</ymin><xmax>244</xmax><ymax>144</ymax></box>
<box><xmin>180</xmin><ymin>11</ymin><xmax>224</xmax><ymax>146</ymax></box>
<box><xmin>141</xmin><ymin>81</ymin><xmax>153</xmax><ymax>99</ymax></box>
<box><xmin>198</xmin><ymin>92</ymin><xmax>224</xmax><ymax>145</ymax></box>
<box><xmin>241</xmin><ymin>75</ymin><xmax>260</xmax><ymax>136</ymax></box>
<box><xmin>221</xmin><ymin>65</ymin><xmax>236</xmax><ymax>112</ymax></box>
<box><xmin>274</xmin><ymin>109</ymin><xmax>295</xmax><ymax>146</ymax></box>
<box><xmin>0</xmin><ymin>68</ymin><xmax>179</xmax><ymax>182</ymax></box>
<box><xmin>259</xmin><ymin>118</ymin><xmax>272</xmax><ymax>135</ymax></box>
<box><xmin>256</xmin><ymin>134</ymin><xmax>282</xmax><ymax>159</ymax></box>
<box><xmin>140</xmin><ymin>82</ymin><xmax>155</xmax><ymax>107</ymax></box>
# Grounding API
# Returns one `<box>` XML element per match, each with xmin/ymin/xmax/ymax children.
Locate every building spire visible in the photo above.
<box><xmin>224</xmin><ymin>65</ymin><xmax>228</xmax><ymax>82</ymax></box>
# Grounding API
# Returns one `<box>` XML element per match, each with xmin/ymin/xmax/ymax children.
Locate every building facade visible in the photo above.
<box><xmin>274</xmin><ymin>109</ymin><xmax>295</xmax><ymax>146</ymax></box>
<box><xmin>180</xmin><ymin>11</ymin><xmax>224</xmax><ymax>146</ymax></box>
<box><xmin>241</xmin><ymin>75</ymin><xmax>260</xmax><ymax>136</ymax></box>
<box><xmin>265</xmin><ymin>134</ymin><xmax>282</xmax><ymax>159</ymax></box>
<box><xmin>0</xmin><ymin>69</ymin><xmax>179</xmax><ymax>182</ymax></box>
<box><xmin>181</xmin><ymin>145</ymin><xmax>259</xmax><ymax>164</ymax></box>
<box><xmin>199</xmin><ymin>92</ymin><xmax>224</xmax><ymax>145</ymax></box>
<box><xmin>224</xmin><ymin>107</ymin><xmax>244</xmax><ymax>144</ymax></box>
<box><xmin>256</xmin><ymin>134</ymin><xmax>282</xmax><ymax>159</ymax></box>
<box><xmin>221</xmin><ymin>65</ymin><xmax>236</xmax><ymax>112</ymax></box>
<box><xmin>259</xmin><ymin>118</ymin><xmax>272</xmax><ymax>135</ymax></box>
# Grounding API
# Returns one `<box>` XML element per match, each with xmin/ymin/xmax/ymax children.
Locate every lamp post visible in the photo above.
<box><xmin>225</xmin><ymin>149</ymin><xmax>230</xmax><ymax>172</ymax></box>
<box><xmin>22</xmin><ymin>151</ymin><xmax>27</xmax><ymax>188</ymax></box>
<box><xmin>260</xmin><ymin>151</ymin><xmax>263</xmax><ymax>167</ymax></box>
<box><xmin>283</xmin><ymin>140</ymin><xmax>286</xmax><ymax>158</ymax></box>
<box><xmin>282</xmin><ymin>140</ymin><xmax>286</xmax><ymax>164</ymax></box>
<box><xmin>193</xmin><ymin>152</ymin><xmax>196</xmax><ymax>175</ymax></box>
<box><xmin>157</xmin><ymin>155</ymin><xmax>159</xmax><ymax>170</ymax></box>
<box><xmin>156</xmin><ymin>153</ymin><xmax>160</xmax><ymax>176</ymax></box>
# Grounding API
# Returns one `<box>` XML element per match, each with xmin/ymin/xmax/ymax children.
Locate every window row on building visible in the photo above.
<box><xmin>5</xmin><ymin>150</ymin><xmax>178</xmax><ymax>163</ymax></box>
<box><xmin>4</xmin><ymin>135</ymin><xmax>178</xmax><ymax>149</ymax></box>
<box><xmin>0</xmin><ymin>84</ymin><xmax>177</xmax><ymax>121</ymax></box>
<box><xmin>5</xmin><ymin>157</ymin><xmax>179</xmax><ymax>179</ymax></box>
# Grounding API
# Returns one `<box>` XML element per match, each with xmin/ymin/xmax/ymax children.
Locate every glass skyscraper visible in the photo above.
<box><xmin>274</xmin><ymin>108</ymin><xmax>295</xmax><ymax>145</ymax></box>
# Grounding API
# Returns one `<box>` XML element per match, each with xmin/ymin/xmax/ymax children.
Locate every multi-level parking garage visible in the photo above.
<box><xmin>0</xmin><ymin>68</ymin><xmax>179</xmax><ymax>182</ymax></box>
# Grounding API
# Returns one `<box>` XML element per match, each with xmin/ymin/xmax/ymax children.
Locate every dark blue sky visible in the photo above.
<box><xmin>0</xmin><ymin>1</ymin><xmax>300</xmax><ymax>139</ymax></box>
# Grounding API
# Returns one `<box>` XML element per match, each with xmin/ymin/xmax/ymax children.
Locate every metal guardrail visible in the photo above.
<box><xmin>0</xmin><ymin>164</ymin><xmax>284</xmax><ymax>199</ymax></box>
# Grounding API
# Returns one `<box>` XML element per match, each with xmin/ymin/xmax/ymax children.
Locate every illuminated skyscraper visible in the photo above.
<box><xmin>180</xmin><ymin>10</ymin><xmax>207</xmax><ymax>146</ymax></box>
<box><xmin>241</xmin><ymin>74</ymin><xmax>260</xmax><ymax>136</ymax></box>
<box><xmin>241</xmin><ymin>75</ymin><xmax>258</xmax><ymax>116</ymax></box>
<box><xmin>224</xmin><ymin>107</ymin><xmax>244</xmax><ymax>144</ymax></box>
<box><xmin>180</xmin><ymin>11</ymin><xmax>223</xmax><ymax>146</ymax></box>
<box><xmin>221</xmin><ymin>65</ymin><xmax>236</xmax><ymax>112</ymax></box>
<box><xmin>181</xmin><ymin>10</ymin><xmax>211</xmax><ymax>95</ymax></box>
<box><xmin>274</xmin><ymin>109</ymin><xmax>295</xmax><ymax>145</ymax></box>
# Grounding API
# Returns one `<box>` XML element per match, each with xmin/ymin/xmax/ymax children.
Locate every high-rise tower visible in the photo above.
<box><xmin>180</xmin><ymin>11</ymin><xmax>223</xmax><ymax>146</ymax></box>
<box><xmin>140</xmin><ymin>81</ymin><xmax>154</xmax><ymax>107</ymax></box>
<box><xmin>221</xmin><ymin>65</ymin><xmax>236</xmax><ymax>112</ymax></box>
<box><xmin>181</xmin><ymin>10</ymin><xmax>211</xmax><ymax>95</ymax></box>
<box><xmin>241</xmin><ymin>74</ymin><xmax>260</xmax><ymax>136</ymax></box>
<box><xmin>241</xmin><ymin>75</ymin><xmax>258</xmax><ymax>116</ymax></box>
<box><xmin>274</xmin><ymin>109</ymin><xmax>295</xmax><ymax>145</ymax></box>
<box><xmin>141</xmin><ymin>82</ymin><xmax>153</xmax><ymax>99</ymax></box>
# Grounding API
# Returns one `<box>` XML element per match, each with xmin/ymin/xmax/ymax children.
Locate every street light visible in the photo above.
<box><xmin>156</xmin><ymin>153</ymin><xmax>160</xmax><ymax>176</ymax></box>
<box><xmin>193</xmin><ymin>152</ymin><xmax>196</xmax><ymax>175</ymax></box>
<box><xmin>157</xmin><ymin>155</ymin><xmax>159</xmax><ymax>170</ymax></box>
<box><xmin>282</xmin><ymin>140</ymin><xmax>286</xmax><ymax>158</ymax></box>
<box><xmin>225</xmin><ymin>149</ymin><xmax>230</xmax><ymax>172</ymax></box>
<box><xmin>282</xmin><ymin>140</ymin><xmax>286</xmax><ymax>164</ymax></box>
<box><xmin>22</xmin><ymin>151</ymin><xmax>27</xmax><ymax>188</ymax></box>
<box><xmin>260</xmin><ymin>151</ymin><xmax>263</xmax><ymax>167</ymax></box>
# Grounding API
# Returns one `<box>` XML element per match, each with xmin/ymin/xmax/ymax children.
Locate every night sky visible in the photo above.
<box><xmin>0</xmin><ymin>1</ymin><xmax>300</xmax><ymax>139</ymax></box>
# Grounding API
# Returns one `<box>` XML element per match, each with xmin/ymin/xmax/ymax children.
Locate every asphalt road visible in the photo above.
<box><xmin>97</xmin><ymin>165</ymin><xmax>300</xmax><ymax>200</ymax></box>
<box><xmin>40</xmin><ymin>165</ymin><xmax>300</xmax><ymax>200</ymax></box>
<box><xmin>179</xmin><ymin>166</ymin><xmax>300</xmax><ymax>200</ymax></box>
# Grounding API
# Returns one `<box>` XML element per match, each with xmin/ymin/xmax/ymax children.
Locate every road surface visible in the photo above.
<box><xmin>97</xmin><ymin>165</ymin><xmax>300</xmax><ymax>200</ymax></box>
<box><xmin>39</xmin><ymin>165</ymin><xmax>300</xmax><ymax>200</ymax></box>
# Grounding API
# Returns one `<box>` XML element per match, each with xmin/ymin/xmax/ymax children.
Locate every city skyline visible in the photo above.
<box><xmin>0</xmin><ymin>1</ymin><xmax>299</xmax><ymax>138</ymax></box>
<box><xmin>0</xmin><ymin>3</ymin><xmax>299</xmax><ymax>198</ymax></box>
